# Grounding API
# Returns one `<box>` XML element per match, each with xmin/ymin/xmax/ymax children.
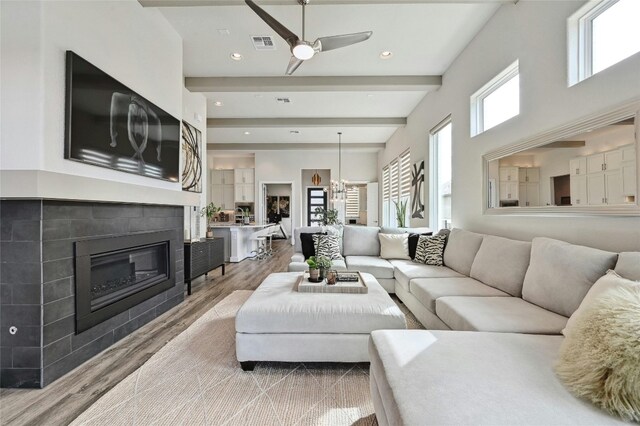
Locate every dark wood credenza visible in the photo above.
<box><xmin>184</xmin><ymin>238</ymin><xmax>225</xmax><ymax>295</ymax></box>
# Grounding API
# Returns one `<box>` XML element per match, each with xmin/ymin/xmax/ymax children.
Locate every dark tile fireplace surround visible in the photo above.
<box><xmin>0</xmin><ymin>200</ymin><xmax>185</xmax><ymax>388</ymax></box>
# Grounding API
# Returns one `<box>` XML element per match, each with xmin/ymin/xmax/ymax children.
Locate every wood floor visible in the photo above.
<box><xmin>0</xmin><ymin>240</ymin><xmax>294</xmax><ymax>426</ymax></box>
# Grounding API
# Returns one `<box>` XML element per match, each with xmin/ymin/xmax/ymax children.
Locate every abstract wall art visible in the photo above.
<box><xmin>181</xmin><ymin>121</ymin><xmax>202</xmax><ymax>193</ymax></box>
<box><xmin>411</xmin><ymin>160</ymin><xmax>425</xmax><ymax>219</ymax></box>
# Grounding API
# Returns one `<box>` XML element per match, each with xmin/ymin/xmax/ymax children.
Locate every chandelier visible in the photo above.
<box><xmin>331</xmin><ymin>132</ymin><xmax>347</xmax><ymax>203</ymax></box>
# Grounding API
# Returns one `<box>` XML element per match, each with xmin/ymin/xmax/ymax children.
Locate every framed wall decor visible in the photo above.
<box><xmin>411</xmin><ymin>160</ymin><xmax>425</xmax><ymax>219</ymax></box>
<box><xmin>181</xmin><ymin>121</ymin><xmax>202</xmax><ymax>193</ymax></box>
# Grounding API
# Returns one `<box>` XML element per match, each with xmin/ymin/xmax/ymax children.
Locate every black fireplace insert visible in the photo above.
<box><xmin>75</xmin><ymin>230</ymin><xmax>176</xmax><ymax>333</ymax></box>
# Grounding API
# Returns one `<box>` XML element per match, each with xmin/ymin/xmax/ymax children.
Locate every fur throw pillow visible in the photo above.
<box><xmin>555</xmin><ymin>285</ymin><xmax>640</xmax><ymax>422</ymax></box>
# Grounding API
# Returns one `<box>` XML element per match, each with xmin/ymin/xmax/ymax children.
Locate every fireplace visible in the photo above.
<box><xmin>75</xmin><ymin>230</ymin><xmax>176</xmax><ymax>333</ymax></box>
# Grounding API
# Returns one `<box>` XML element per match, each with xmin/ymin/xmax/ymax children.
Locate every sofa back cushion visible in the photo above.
<box><xmin>294</xmin><ymin>226</ymin><xmax>323</xmax><ymax>252</ymax></box>
<box><xmin>470</xmin><ymin>235</ymin><xmax>532</xmax><ymax>297</ymax></box>
<box><xmin>443</xmin><ymin>228</ymin><xmax>484</xmax><ymax>276</ymax></box>
<box><xmin>522</xmin><ymin>237</ymin><xmax>618</xmax><ymax>317</ymax></box>
<box><xmin>343</xmin><ymin>226</ymin><xmax>380</xmax><ymax>256</ymax></box>
<box><xmin>379</xmin><ymin>233</ymin><xmax>410</xmax><ymax>260</ymax></box>
<box><xmin>381</xmin><ymin>226</ymin><xmax>432</xmax><ymax>235</ymax></box>
<box><xmin>615</xmin><ymin>252</ymin><xmax>640</xmax><ymax>281</ymax></box>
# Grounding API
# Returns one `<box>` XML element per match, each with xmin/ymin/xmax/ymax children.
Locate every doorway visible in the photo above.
<box><xmin>307</xmin><ymin>188</ymin><xmax>328</xmax><ymax>226</ymax></box>
<box><xmin>262</xmin><ymin>182</ymin><xmax>293</xmax><ymax>242</ymax></box>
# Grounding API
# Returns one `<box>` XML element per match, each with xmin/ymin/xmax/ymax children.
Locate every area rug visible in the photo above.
<box><xmin>71</xmin><ymin>291</ymin><xmax>423</xmax><ymax>426</ymax></box>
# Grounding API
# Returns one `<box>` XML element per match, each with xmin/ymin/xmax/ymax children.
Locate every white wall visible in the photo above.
<box><xmin>378</xmin><ymin>1</ymin><xmax>640</xmax><ymax>252</ymax></box>
<box><xmin>255</xmin><ymin>150</ymin><xmax>378</xmax><ymax>231</ymax></box>
<box><xmin>0</xmin><ymin>1</ymin><xmax>186</xmax><ymax>196</ymax></box>
<box><xmin>183</xmin><ymin>88</ymin><xmax>208</xmax><ymax>238</ymax></box>
<box><xmin>208</xmin><ymin>155</ymin><xmax>256</xmax><ymax>170</ymax></box>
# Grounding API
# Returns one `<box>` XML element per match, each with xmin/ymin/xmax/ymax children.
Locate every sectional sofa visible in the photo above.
<box><xmin>289</xmin><ymin>225</ymin><xmax>640</xmax><ymax>424</ymax></box>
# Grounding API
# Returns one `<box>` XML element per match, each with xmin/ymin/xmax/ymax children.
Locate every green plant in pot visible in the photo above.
<box><xmin>314</xmin><ymin>207</ymin><xmax>342</xmax><ymax>226</ymax></box>
<box><xmin>201</xmin><ymin>203</ymin><xmax>222</xmax><ymax>238</ymax></box>
<box><xmin>316</xmin><ymin>256</ymin><xmax>332</xmax><ymax>279</ymax></box>
<box><xmin>306</xmin><ymin>256</ymin><xmax>320</xmax><ymax>280</ymax></box>
<box><xmin>393</xmin><ymin>199</ymin><xmax>408</xmax><ymax>228</ymax></box>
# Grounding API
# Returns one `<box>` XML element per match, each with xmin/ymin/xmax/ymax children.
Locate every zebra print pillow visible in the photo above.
<box><xmin>414</xmin><ymin>234</ymin><xmax>447</xmax><ymax>265</ymax></box>
<box><xmin>313</xmin><ymin>234</ymin><xmax>344</xmax><ymax>260</ymax></box>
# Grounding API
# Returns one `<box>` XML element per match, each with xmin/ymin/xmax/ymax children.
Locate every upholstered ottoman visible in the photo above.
<box><xmin>235</xmin><ymin>272</ymin><xmax>407</xmax><ymax>370</ymax></box>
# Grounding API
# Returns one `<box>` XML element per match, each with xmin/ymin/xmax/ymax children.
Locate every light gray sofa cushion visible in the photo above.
<box><xmin>389</xmin><ymin>259</ymin><xmax>464</xmax><ymax>291</ymax></box>
<box><xmin>293</xmin><ymin>226</ymin><xmax>323</xmax><ymax>252</ymax></box>
<box><xmin>443</xmin><ymin>228</ymin><xmax>484</xmax><ymax>276</ymax></box>
<box><xmin>342</xmin><ymin>226</ymin><xmax>380</xmax><ymax>256</ymax></box>
<box><xmin>470</xmin><ymin>235</ymin><xmax>531</xmax><ymax>297</ymax></box>
<box><xmin>436</xmin><ymin>296</ymin><xmax>568</xmax><ymax>334</ymax></box>
<box><xmin>522</xmin><ymin>237</ymin><xmax>618</xmax><ymax>317</ymax></box>
<box><xmin>345</xmin><ymin>256</ymin><xmax>394</xmax><ymax>279</ymax></box>
<box><xmin>410</xmin><ymin>277</ymin><xmax>509</xmax><ymax>313</ymax></box>
<box><xmin>369</xmin><ymin>330</ymin><xmax>625</xmax><ymax>426</ymax></box>
<box><xmin>615</xmin><ymin>252</ymin><xmax>640</xmax><ymax>281</ymax></box>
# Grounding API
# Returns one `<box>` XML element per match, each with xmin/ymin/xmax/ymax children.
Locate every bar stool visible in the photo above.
<box><xmin>249</xmin><ymin>230</ymin><xmax>268</xmax><ymax>260</ymax></box>
<box><xmin>265</xmin><ymin>225</ymin><xmax>279</xmax><ymax>256</ymax></box>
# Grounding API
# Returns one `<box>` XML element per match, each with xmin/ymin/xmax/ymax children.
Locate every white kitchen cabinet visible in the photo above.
<box><xmin>499</xmin><ymin>167</ymin><xmax>519</xmax><ymax>182</ymax></box>
<box><xmin>518</xmin><ymin>168</ymin><xmax>540</xmax><ymax>183</ymax></box>
<box><xmin>587</xmin><ymin>171</ymin><xmax>623</xmax><ymax>205</ymax></box>
<box><xmin>211</xmin><ymin>184</ymin><xmax>235</xmax><ymax>210</ymax></box>
<box><xmin>570</xmin><ymin>175</ymin><xmax>587</xmax><ymax>206</ymax></box>
<box><xmin>210</xmin><ymin>169</ymin><xmax>235</xmax><ymax>185</ymax></box>
<box><xmin>622</xmin><ymin>164</ymin><xmax>637</xmax><ymax>200</ymax></box>
<box><xmin>519</xmin><ymin>182</ymin><xmax>540</xmax><ymax>207</ymax></box>
<box><xmin>622</xmin><ymin>145</ymin><xmax>636</xmax><ymax>162</ymax></box>
<box><xmin>569</xmin><ymin>157</ymin><xmax>587</xmax><ymax>176</ymax></box>
<box><xmin>235</xmin><ymin>183</ymin><xmax>255</xmax><ymax>203</ymax></box>
<box><xmin>587</xmin><ymin>150</ymin><xmax>622</xmax><ymax>173</ymax></box>
<box><xmin>499</xmin><ymin>181</ymin><xmax>518</xmax><ymax>201</ymax></box>
<box><xmin>234</xmin><ymin>168</ymin><xmax>254</xmax><ymax>184</ymax></box>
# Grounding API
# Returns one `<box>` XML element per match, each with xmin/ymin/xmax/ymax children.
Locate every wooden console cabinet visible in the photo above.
<box><xmin>184</xmin><ymin>238</ymin><xmax>225</xmax><ymax>295</ymax></box>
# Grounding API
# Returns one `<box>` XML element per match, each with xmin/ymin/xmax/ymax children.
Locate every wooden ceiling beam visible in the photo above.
<box><xmin>141</xmin><ymin>0</ymin><xmax>513</xmax><ymax>7</ymax></box>
<box><xmin>207</xmin><ymin>142</ymin><xmax>385</xmax><ymax>150</ymax></box>
<box><xmin>207</xmin><ymin>117</ymin><xmax>406</xmax><ymax>128</ymax></box>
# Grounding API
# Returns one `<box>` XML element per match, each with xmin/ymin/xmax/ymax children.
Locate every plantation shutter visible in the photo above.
<box><xmin>399</xmin><ymin>149</ymin><xmax>411</xmax><ymax>199</ymax></box>
<box><xmin>346</xmin><ymin>187</ymin><xmax>360</xmax><ymax>217</ymax></box>
<box><xmin>389</xmin><ymin>160</ymin><xmax>399</xmax><ymax>202</ymax></box>
<box><xmin>382</xmin><ymin>166</ymin><xmax>390</xmax><ymax>202</ymax></box>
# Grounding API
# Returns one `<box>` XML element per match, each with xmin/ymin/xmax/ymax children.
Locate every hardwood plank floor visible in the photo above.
<box><xmin>0</xmin><ymin>240</ymin><xmax>294</xmax><ymax>426</ymax></box>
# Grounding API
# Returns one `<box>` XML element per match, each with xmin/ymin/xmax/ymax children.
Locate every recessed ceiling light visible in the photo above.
<box><xmin>380</xmin><ymin>51</ymin><xmax>393</xmax><ymax>59</ymax></box>
<box><xmin>214</xmin><ymin>101</ymin><xmax>223</xmax><ymax>107</ymax></box>
<box><xmin>230</xmin><ymin>52</ymin><xmax>243</xmax><ymax>61</ymax></box>
<box><xmin>367</xmin><ymin>94</ymin><xmax>374</xmax><ymax>98</ymax></box>
<box><xmin>217</xmin><ymin>29</ymin><xmax>230</xmax><ymax>35</ymax></box>
<box><xmin>244</xmin><ymin>131</ymin><xmax>251</xmax><ymax>135</ymax></box>
<box><xmin>254</xmin><ymin>94</ymin><xmax>263</xmax><ymax>98</ymax></box>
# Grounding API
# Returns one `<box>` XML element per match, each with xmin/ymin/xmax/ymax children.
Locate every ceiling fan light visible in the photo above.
<box><xmin>292</xmin><ymin>43</ymin><xmax>315</xmax><ymax>60</ymax></box>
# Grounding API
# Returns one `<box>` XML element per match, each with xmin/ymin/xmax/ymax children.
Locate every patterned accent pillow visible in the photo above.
<box><xmin>414</xmin><ymin>234</ymin><xmax>447</xmax><ymax>265</ymax></box>
<box><xmin>313</xmin><ymin>234</ymin><xmax>344</xmax><ymax>260</ymax></box>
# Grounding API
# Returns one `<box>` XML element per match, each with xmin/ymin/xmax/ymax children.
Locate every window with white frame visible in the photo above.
<box><xmin>470</xmin><ymin>60</ymin><xmax>519</xmax><ymax>136</ymax></box>
<box><xmin>568</xmin><ymin>0</ymin><xmax>640</xmax><ymax>86</ymax></box>
<box><xmin>381</xmin><ymin>150</ymin><xmax>411</xmax><ymax>227</ymax></box>
<box><xmin>345</xmin><ymin>187</ymin><xmax>360</xmax><ymax>218</ymax></box>
<box><xmin>430</xmin><ymin>118</ymin><xmax>452</xmax><ymax>230</ymax></box>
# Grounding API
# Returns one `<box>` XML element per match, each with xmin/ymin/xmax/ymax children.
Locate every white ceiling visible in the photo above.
<box><xmin>155</xmin><ymin>1</ymin><xmax>501</xmax><ymax>148</ymax></box>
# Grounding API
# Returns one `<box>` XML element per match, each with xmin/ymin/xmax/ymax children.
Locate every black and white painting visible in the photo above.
<box><xmin>64</xmin><ymin>51</ymin><xmax>180</xmax><ymax>181</ymax></box>
<box><xmin>181</xmin><ymin>121</ymin><xmax>202</xmax><ymax>193</ymax></box>
<box><xmin>411</xmin><ymin>160</ymin><xmax>425</xmax><ymax>219</ymax></box>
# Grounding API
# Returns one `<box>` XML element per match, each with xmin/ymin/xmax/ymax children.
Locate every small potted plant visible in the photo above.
<box><xmin>393</xmin><ymin>199</ymin><xmax>408</xmax><ymax>228</ymax></box>
<box><xmin>316</xmin><ymin>256</ymin><xmax>333</xmax><ymax>280</ymax></box>
<box><xmin>201</xmin><ymin>202</ymin><xmax>221</xmax><ymax>238</ymax></box>
<box><xmin>306</xmin><ymin>256</ymin><xmax>320</xmax><ymax>281</ymax></box>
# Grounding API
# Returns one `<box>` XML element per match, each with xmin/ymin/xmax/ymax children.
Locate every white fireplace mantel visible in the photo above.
<box><xmin>0</xmin><ymin>170</ymin><xmax>201</xmax><ymax>206</ymax></box>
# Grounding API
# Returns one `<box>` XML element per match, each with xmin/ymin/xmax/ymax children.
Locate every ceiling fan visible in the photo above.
<box><xmin>245</xmin><ymin>0</ymin><xmax>373</xmax><ymax>75</ymax></box>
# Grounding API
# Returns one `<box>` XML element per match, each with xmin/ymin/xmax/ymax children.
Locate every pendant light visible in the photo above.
<box><xmin>311</xmin><ymin>169</ymin><xmax>322</xmax><ymax>185</ymax></box>
<box><xmin>331</xmin><ymin>132</ymin><xmax>347</xmax><ymax>202</ymax></box>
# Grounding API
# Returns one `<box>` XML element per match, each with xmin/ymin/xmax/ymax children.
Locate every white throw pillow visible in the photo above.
<box><xmin>379</xmin><ymin>233</ymin><xmax>410</xmax><ymax>260</ymax></box>
<box><xmin>563</xmin><ymin>270</ymin><xmax>640</xmax><ymax>336</ymax></box>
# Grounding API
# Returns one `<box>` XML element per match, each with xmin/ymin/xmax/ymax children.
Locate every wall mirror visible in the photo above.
<box><xmin>483</xmin><ymin>100</ymin><xmax>639</xmax><ymax>216</ymax></box>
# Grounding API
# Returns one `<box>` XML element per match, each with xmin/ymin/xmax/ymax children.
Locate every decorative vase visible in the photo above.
<box><xmin>319</xmin><ymin>268</ymin><xmax>328</xmax><ymax>280</ymax></box>
<box><xmin>326</xmin><ymin>270</ymin><xmax>337</xmax><ymax>285</ymax></box>
<box><xmin>206</xmin><ymin>230</ymin><xmax>213</xmax><ymax>238</ymax></box>
<box><xmin>309</xmin><ymin>269</ymin><xmax>319</xmax><ymax>280</ymax></box>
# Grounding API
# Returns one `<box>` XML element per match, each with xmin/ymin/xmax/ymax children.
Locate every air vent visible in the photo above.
<box><xmin>251</xmin><ymin>36</ymin><xmax>276</xmax><ymax>51</ymax></box>
<box><xmin>276</xmin><ymin>97</ymin><xmax>291</xmax><ymax>104</ymax></box>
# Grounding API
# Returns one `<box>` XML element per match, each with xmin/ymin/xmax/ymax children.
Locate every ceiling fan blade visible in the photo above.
<box><xmin>285</xmin><ymin>56</ymin><xmax>304</xmax><ymax>76</ymax></box>
<box><xmin>314</xmin><ymin>31</ymin><xmax>373</xmax><ymax>53</ymax></box>
<box><xmin>245</xmin><ymin>0</ymin><xmax>299</xmax><ymax>49</ymax></box>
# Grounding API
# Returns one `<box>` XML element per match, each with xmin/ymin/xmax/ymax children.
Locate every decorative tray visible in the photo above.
<box><xmin>295</xmin><ymin>271</ymin><xmax>368</xmax><ymax>294</ymax></box>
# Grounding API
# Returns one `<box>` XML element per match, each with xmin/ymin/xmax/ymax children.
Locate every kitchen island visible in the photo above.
<box><xmin>210</xmin><ymin>223</ymin><xmax>272</xmax><ymax>262</ymax></box>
